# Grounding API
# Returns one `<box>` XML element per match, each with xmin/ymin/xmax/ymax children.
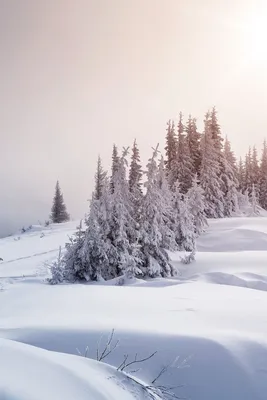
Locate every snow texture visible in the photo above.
<box><xmin>1</xmin><ymin>218</ymin><xmax>267</xmax><ymax>399</ymax></box>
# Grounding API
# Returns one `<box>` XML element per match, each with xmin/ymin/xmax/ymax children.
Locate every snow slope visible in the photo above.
<box><xmin>0</xmin><ymin>338</ymin><xmax>153</xmax><ymax>400</ymax></box>
<box><xmin>1</xmin><ymin>218</ymin><xmax>267</xmax><ymax>399</ymax></box>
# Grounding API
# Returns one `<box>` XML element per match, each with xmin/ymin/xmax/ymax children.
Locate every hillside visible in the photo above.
<box><xmin>1</xmin><ymin>218</ymin><xmax>267</xmax><ymax>399</ymax></box>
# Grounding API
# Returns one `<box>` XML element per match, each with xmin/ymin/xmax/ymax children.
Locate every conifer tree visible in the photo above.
<box><xmin>244</xmin><ymin>148</ymin><xmax>253</xmax><ymax>195</ymax></box>
<box><xmin>251</xmin><ymin>146</ymin><xmax>260</xmax><ymax>196</ymax></box>
<box><xmin>129</xmin><ymin>139</ymin><xmax>143</xmax><ymax>194</ymax></box>
<box><xmin>139</xmin><ymin>145</ymin><xmax>175</xmax><ymax>278</ymax></box>
<box><xmin>176</xmin><ymin>113</ymin><xmax>194</xmax><ymax>193</ymax></box>
<box><xmin>187</xmin><ymin>175</ymin><xmax>208</xmax><ymax>236</ymax></box>
<box><xmin>110</xmin><ymin>144</ymin><xmax>120</xmax><ymax>193</ymax></box>
<box><xmin>224</xmin><ymin>137</ymin><xmax>237</xmax><ymax>172</ymax></box>
<box><xmin>237</xmin><ymin>158</ymin><xmax>245</xmax><ymax>192</ymax></box>
<box><xmin>250</xmin><ymin>184</ymin><xmax>261</xmax><ymax>216</ymax></box>
<box><xmin>95</xmin><ymin>156</ymin><xmax>107</xmax><ymax>200</ymax></box>
<box><xmin>209</xmin><ymin>107</ymin><xmax>223</xmax><ymax>152</ymax></box>
<box><xmin>109</xmin><ymin>148</ymin><xmax>142</xmax><ymax>277</ymax></box>
<box><xmin>200</xmin><ymin>113</ymin><xmax>224</xmax><ymax>218</ymax></box>
<box><xmin>50</xmin><ymin>181</ymin><xmax>70</xmax><ymax>223</ymax></box>
<box><xmin>186</xmin><ymin>115</ymin><xmax>201</xmax><ymax>176</ymax></box>
<box><xmin>259</xmin><ymin>140</ymin><xmax>267</xmax><ymax>209</ymax></box>
<box><xmin>165</xmin><ymin>120</ymin><xmax>177</xmax><ymax>176</ymax></box>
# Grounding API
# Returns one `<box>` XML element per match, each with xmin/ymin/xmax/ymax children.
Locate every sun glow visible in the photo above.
<box><xmin>241</xmin><ymin>11</ymin><xmax>267</xmax><ymax>64</ymax></box>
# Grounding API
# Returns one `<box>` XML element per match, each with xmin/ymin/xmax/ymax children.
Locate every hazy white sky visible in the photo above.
<box><xmin>1</xmin><ymin>0</ymin><xmax>267</xmax><ymax>235</ymax></box>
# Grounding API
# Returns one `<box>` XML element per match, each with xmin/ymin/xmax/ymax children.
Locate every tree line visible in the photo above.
<box><xmin>49</xmin><ymin>107</ymin><xmax>265</xmax><ymax>284</ymax></box>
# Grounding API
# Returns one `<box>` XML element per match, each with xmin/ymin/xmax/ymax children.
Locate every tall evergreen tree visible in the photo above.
<box><xmin>200</xmin><ymin>113</ymin><xmax>224</xmax><ymax>218</ymax></box>
<box><xmin>237</xmin><ymin>158</ymin><xmax>245</xmax><ymax>192</ymax></box>
<box><xmin>110</xmin><ymin>144</ymin><xmax>120</xmax><ymax>193</ymax></box>
<box><xmin>244</xmin><ymin>147</ymin><xmax>253</xmax><ymax>195</ymax></box>
<box><xmin>95</xmin><ymin>156</ymin><xmax>107</xmax><ymax>200</ymax></box>
<box><xmin>187</xmin><ymin>175</ymin><xmax>208</xmax><ymax>236</ymax></box>
<box><xmin>165</xmin><ymin>120</ymin><xmax>177</xmax><ymax>177</ymax></box>
<box><xmin>139</xmin><ymin>145</ymin><xmax>175</xmax><ymax>278</ymax></box>
<box><xmin>109</xmin><ymin>148</ymin><xmax>142</xmax><ymax>277</ymax></box>
<box><xmin>209</xmin><ymin>107</ymin><xmax>224</xmax><ymax>152</ymax></box>
<box><xmin>251</xmin><ymin>146</ymin><xmax>260</xmax><ymax>196</ymax></box>
<box><xmin>50</xmin><ymin>181</ymin><xmax>70</xmax><ymax>223</ymax></box>
<box><xmin>176</xmin><ymin>113</ymin><xmax>194</xmax><ymax>193</ymax></box>
<box><xmin>129</xmin><ymin>139</ymin><xmax>142</xmax><ymax>194</ymax></box>
<box><xmin>259</xmin><ymin>140</ymin><xmax>267</xmax><ymax>209</ymax></box>
<box><xmin>186</xmin><ymin>115</ymin><xmax>201</xmax><ymax>176</ymax></box>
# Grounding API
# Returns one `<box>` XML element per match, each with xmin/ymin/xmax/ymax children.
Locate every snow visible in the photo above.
<box><xmin>1</xmin><ymin>218</ymin><xmax>267</xmax><ymax>399</ymax></box>
<box><xmin>0</xmin><ymin>338</ymin><xmax>150</xmax><ymax>400</ymax></box>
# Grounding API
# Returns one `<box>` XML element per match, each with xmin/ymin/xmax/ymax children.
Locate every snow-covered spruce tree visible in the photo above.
<box><xmin>95</xmin><ymin>156</ymin><xmax>107</xmax><ymax>200</ymax></box>
<box><xmin>110</xmin><ymin>144</ymin><xmax>120</xmax><ymax>193</ymax></box>
<box><xmin>200</xmin><ymin>112</ymin><xmax>224</xmax><ymax>218</ymax></box>
<box><xmin>55</xmin><ymin>220</ymin><xmax>86</xmax><ymax>283</ymax></box>
<box><xmin>139</xmin><ymin>145</ymin><xmax>176</xmax><ymax>278</ymax></box>
<box><xmin>108</xmin><ymin>148</ymin><xmax>142</xmax><ymax>279</ymax></box>
<box><xmin>250</xmin><ymin>184</ymin><xmax>261</xmax><ymax>216</ymax></box>
<box><xmin>244</xmin><ymin>147</ymin><xmax>253</xmax><ymax>195</ymax></box>
<box><xmin>164</xmin><ymin>120</ymin><xmax>177</xmax><ymax>185</ymax></box>
<box><xmin>237</xmin><ymin>157</ymin><xmax>245</xmax><ymax>192</ymax></box>
<box><xmin>78</xmin><ymin>197</ymin><xmax>110</xmax><ymax>281</ymax></box>
<box><xmin>187</xmin><ymin>175</ymin><xmax>208</xmax><ymax>236</ymax></box>
<box><xmin>128</xmin><ymin>139</ymin><xmax>143</xmax><ymax>224</ymax></box>
<box><xmin>176</xmin><ymin>112</ymin><xmax>194</xmax><ymax>193</ymax></box>
<box><xmin>50</xmin><ymin>181</ymin><xmax>70</xmax><ymax>223</ymax></box>
<box><xmin>251</xmin><ymin>146</ymin><xmax>260</xmax><ymax>198</ymax></box>
<box><xmin>224</xmin><ymin>136</ymin><xmax>237</xmax><ymax>174</ymax></box>
<box><xmin>157</xmin><ymin>156</ymin><xmax>177</xmax><ymax>251</ymax></box>
<box><xmin>259</xmin><ymin>140</ymin><xmax>267</xmax><ymax>209</ymax></box>
<box><xmin>171</xmin><ymin>181</ymin><xmax>196</xmax><ymax>252</ymax></box>
<box><xmin>186</xmin><ymin>115</ymin><xmax>201</xmax><ymax>176</ymax></box>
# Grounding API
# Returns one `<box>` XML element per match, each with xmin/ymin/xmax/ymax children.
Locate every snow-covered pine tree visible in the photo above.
<box><xmin>224</xmin><ymin>136</ymin><xmax>237</xmax><ymax>173</ymax></box>
<box><xmin>237</xmin><ymin>157</ymin><xmax>245</xmax><ymax>192</ymax></box>
<box><xmin>200</xmin><ymin>112</ymin><xmax>224</xmax><ymax>218</ymax></box>
<box><xmin>157</xmin><ymin>156</ymin><xmax>177</xmax><ymax>251</ymax></box>
<box><xmin>129</xmin><ymin>139</ymin><xmax>142</xmax><ymax>194</ymax></box>
<box><xmin>220</xmin><ymin>138</ymin><xmax>239</xmax><ymax>216</ymax></box>
<box><xmin>259</xmin><ymin>140</ymin><xmax>267</xmax><ymax>210</ymax></box>
<box><xmin>79</xmin><ymin>198</ymin><xmax>110</xmax><ymax>281</ymax></box>
<box><xmin>209</xmin><ymin>106</ymin><xmax>223</xmax><ymax>152</ymax></box>
<box><xmin>109</xmin><ymin>148</ymin><xmax>142</xmax><ymax>278</ymax></box>
<box><xmin>177</xmin><ymin>112</ymin><xmax>194</xmax><ymax>193</ymax></box>
<box><xmin>187</xmin><ymin>174</ymin><xmax>208</xmax><ymax>236</ymax></box>
<box><xmin>95</xmin><ymin>156</ymin><xmax>107</xmax><ymax>200</ymax></box>
<box><xmin>250</xmin><ymin>184</ymin><xmax>261</xmax><ymax>216</ymax></box>
<box><xmin>251</xmin><ymin>146</ymin><xmax>260</xmax><ymax>197</ymax></box>
<box><xmin>50</xmin><ymin>181</ymin><xmax>70</xmax><ymax>223</ymax></box>
<box><xmin>186</xmin><ymin>115</ymin><xmax>201</xmax><ymax>176</ymax></box>
<box><xmin>60</xmin><ymin>220</ymin><xmax>86</xmax><ymax>282</ymax></box>
<box><xmin>139</xmin><ymin>145</ymin><xmax>175</xmax><ymax>278</ymax></box>
<box><xmin>164</xmin><ymin>120</ymin><xmax>177</xmax><ymax>182</ymax></box>
<box><xmin>110</xmin><ymin>144</ymin><xmax>120</xmax><ymax>193</ymax></box>
<box><xmin>220</xmin><ymin>156</ymin><xmax>239</xmax><ymax>216</ymax></box>
<box><xmin>128</xmin><ymin>140</ymin><xmax>143</xmax><ymax>224</ymax></box>
<box><xmin>171</xmin><ymin>181</ymin><xmax>196</xmax><ymax>252</ymax></box>
<box><xmin>244</xmin><ymin>147</ymin><xmax>253</xmax><ymax>195</ymax></box>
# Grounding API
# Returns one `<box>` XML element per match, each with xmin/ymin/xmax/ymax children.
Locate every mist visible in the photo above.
<box><xmin>1</xmin><ymin>0</ymin><xmax>267</xmax><ymax>237</ymax></box>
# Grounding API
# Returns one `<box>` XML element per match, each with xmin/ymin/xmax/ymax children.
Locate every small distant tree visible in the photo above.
<box><xmin>50</xmin><ymin>181</ymin><xmax>70</xmax><ymax>223</ymax></box>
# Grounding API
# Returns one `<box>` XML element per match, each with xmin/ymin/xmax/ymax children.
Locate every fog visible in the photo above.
<box><xmin>1</xmin><ymin>0</ymin><xmax>267</xmax><ymax>236</ymax></box>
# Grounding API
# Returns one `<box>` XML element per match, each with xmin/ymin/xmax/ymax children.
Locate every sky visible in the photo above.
<box><xmin>1</xmin><ymin>0</ymin><xmax>267</xmax><ymax>236</ymax></box>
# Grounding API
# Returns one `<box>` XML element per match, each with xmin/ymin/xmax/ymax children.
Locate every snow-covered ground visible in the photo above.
<box><xmin>1</xmin><ymin>218</ymin><xmax>267</xmax><ymax>399</ymax></box>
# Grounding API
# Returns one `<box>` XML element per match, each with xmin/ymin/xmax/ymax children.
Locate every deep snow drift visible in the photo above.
<box><xmin>1</xmin><ymin>218</ymin><xmax>267</xmax><ymax>399</ymax></box>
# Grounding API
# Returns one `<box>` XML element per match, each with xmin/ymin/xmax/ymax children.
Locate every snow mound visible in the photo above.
<box><xmin>197</xmin><ymin>217</ymin><xmax>267</xmax><ymax>251</ymax></box>
<box><xmin>190</xmin><ymin>271</ymin><xmax>267</xmax><ymax>292</ymax></box>
<box><xmin>0</xmin><ymin>338</ymin><xmax>152</xmax><ymax>400</ymax></box>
